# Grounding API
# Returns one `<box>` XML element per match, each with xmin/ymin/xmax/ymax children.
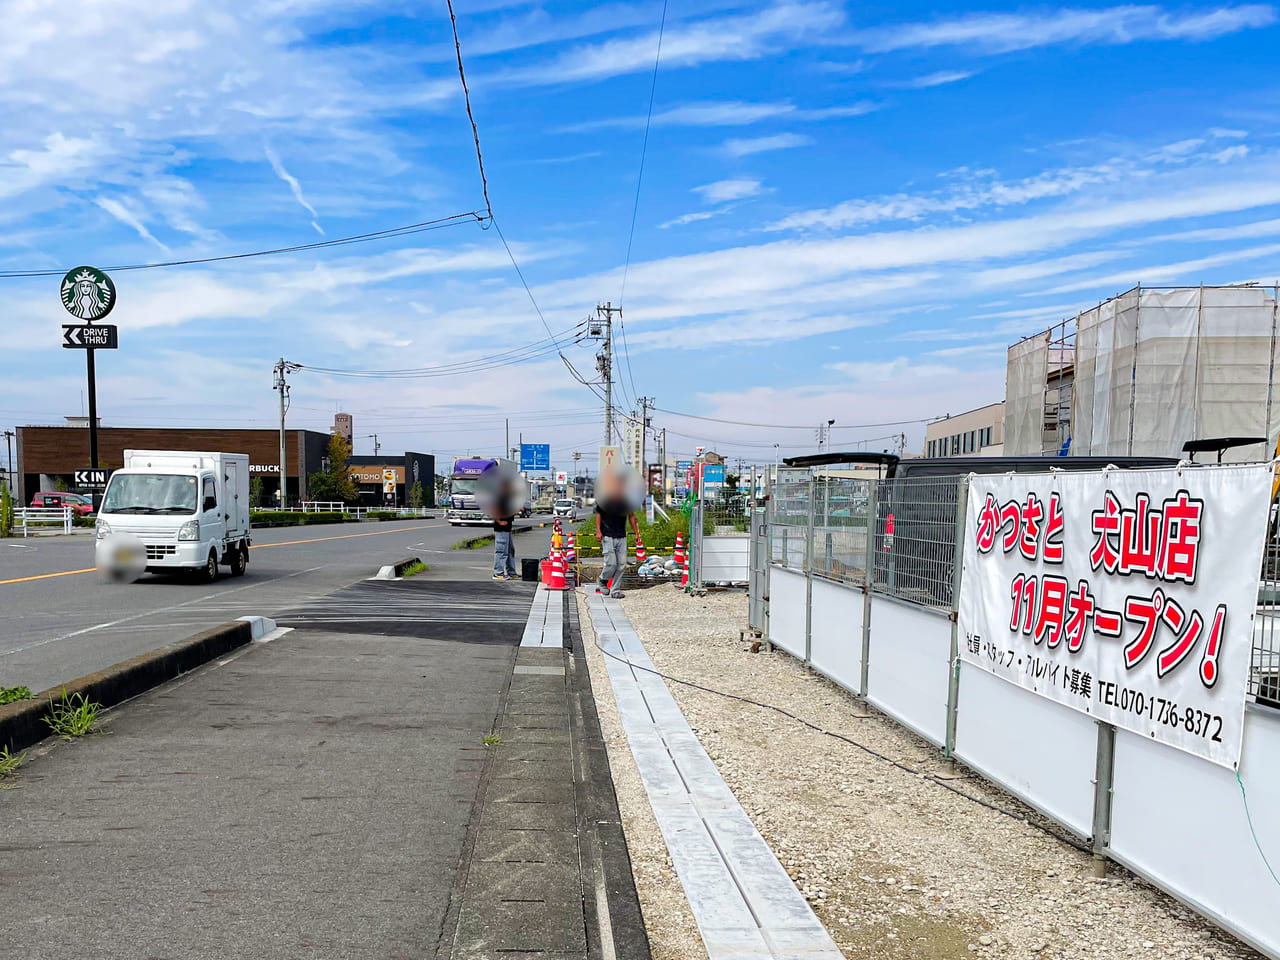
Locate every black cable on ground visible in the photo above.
<box><xmin>588</xmin><ymin>624</ymin><xmax>1092</xmax><ymax>855</ymax></box>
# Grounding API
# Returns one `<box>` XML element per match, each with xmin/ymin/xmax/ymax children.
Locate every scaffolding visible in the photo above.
<box><xmin>1006</xmin><ymin>284</ymin><xmax>1280</xmax><ymax>461</ymax></box>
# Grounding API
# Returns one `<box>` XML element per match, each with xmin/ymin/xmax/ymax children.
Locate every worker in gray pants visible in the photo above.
<box><xmin>594</xmin><ymin>470</ymin><xmax>639</xmax><ymax>598</ymax></box>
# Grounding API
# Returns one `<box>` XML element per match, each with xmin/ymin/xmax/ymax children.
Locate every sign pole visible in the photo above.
<box><xmin>86</xmin><ymin>345</ymin><xmax>98</xmax><ymax>469</ymax></box>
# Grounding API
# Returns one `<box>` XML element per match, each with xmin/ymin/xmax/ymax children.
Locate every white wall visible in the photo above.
<box><xmin>809</xmin><ymin>578</ymin><xmax>863</xmax><ymax>693</ymax></box>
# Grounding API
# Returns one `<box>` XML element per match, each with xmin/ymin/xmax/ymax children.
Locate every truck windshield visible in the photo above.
<box><xmin>451</xmin><ymin>479</ymin><xmax>478</xmax><ymax>496</ymax></box>
<box><xmin>102</xmin><ymin>474</ymin><xmax>198</xmax><ymax>515</ymax></box>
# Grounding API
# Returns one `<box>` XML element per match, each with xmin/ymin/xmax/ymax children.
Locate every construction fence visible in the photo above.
<box><xmin>757</xmin><ymin>468</ymin><xmax>1280</xmax><ymax>959</ymax></box>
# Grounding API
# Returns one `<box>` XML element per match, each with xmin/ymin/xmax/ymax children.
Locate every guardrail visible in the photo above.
<box><xmin>761</xmin><ymin>469</ymin><xmax>1280</xmax><ymax>959</ymax></box>
<box><xmin>14</xmin><ymin>506</ymin><xmax>74</xmax><ymax>536</ymax></box>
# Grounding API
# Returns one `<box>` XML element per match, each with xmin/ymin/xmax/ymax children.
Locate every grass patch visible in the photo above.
<box><xmin>45</xmin><ymin>691</ymin><xmax>102</xmax><ymax>739</ymax></box>
<box><xmin>481</xmin><ymin>734</ymin><xmax>502</xmax><ymax>746</ymax></box>
<box><xmin>0</xmin><ymin>746</ymin><xmax>24</xmax><ymax>780</ymax></box>
<box><xmin>0</xmin><ymin>685</ymin><xmax>33</xmax><ymax>705</ymax></box>
<box><xmin>400</xmin><ymin>560</ymin><xmax>427</xmax><ymax>577</ymax></box>
<box><xmin>452</xmin><ymin>533</ymin><xmax>495</xmax><ymax>550</ymax></box>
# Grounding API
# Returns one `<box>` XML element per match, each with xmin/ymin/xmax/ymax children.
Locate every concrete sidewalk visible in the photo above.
<box><xmin>0</xmin><ymin>578</ymin><xmax>646</xmax><ymax>960</ymax></box>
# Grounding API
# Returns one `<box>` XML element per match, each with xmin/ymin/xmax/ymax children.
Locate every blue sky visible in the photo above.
<box><xmin>3</xmin><ymin>0</ymin><xmax>1280</xmax><ymax>466</ymax></box>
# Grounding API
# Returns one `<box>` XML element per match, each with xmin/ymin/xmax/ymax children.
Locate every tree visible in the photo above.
<box><xmin>250</xmin><ymin>476</ymin><xmax>265</xmax><ymax>508</ymax></box>
<box><xmin>408</xmin><ymin>481</ymin><xmax>425</xmax><ymax>509</ymax></box>
<box><xmin>0</xmin><ymin>482</ymin><xmax>13</xmax><ymax>537</ymax></box>
<box><xmin>308</xmin><ymin>433</ymin><xmax>358</xmax><ymax>506</ymax></box>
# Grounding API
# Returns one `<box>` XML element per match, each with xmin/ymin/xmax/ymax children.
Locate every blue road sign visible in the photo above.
<box><xmin>520</xmin><ymin>443</ymin><xmax>551</xmax><ymax>472</ymax></box>
<box><xmin>703</xmin><ymin>464</ymin><xmax>726</xmax><ymax>485</ymax></box>
<box><xmin>676</xmin><ymin>460</ymin><xmax>693</xmax><ymax>469</ymax></box>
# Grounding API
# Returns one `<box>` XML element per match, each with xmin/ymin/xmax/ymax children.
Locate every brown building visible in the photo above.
<box><xmin>333</xmin><ymin>413</ymin><xmax>353</xmax><ymax>443</ymax></box>
<box><xmin>15</xmin><ymin>423</ymin><xmax>436</xmax><ymax>509</ymax></box>
<box><xmin>15</xmin><ymin>424</ymin><xmax>332</xmax><ymax>506</ymax></box>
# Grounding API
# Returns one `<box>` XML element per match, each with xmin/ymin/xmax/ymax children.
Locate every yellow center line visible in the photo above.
<box><xmin>0</xmin><ymin>521</ymin><xmax>447</xmax><ymax>586</ymax></box>
<box><xmin>249</xmin><ymin>522</ymin><xmax>442</xmax><ymax>549</ymax></box>
<box><xmin>0</xmin><ymin>567</ymin><xmax>98</xmax><ymax>586</ymax></box>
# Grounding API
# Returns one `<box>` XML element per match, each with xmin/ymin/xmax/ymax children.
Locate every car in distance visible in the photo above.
<box><xmin>552</xmin><ymin>498</ymin><xmax>578</xmax><ymax>520</ymax></box>
<box><xmin>31</xmin><ymin>491</ymin><xmax>95</xmax><ymax>516</ymax></box>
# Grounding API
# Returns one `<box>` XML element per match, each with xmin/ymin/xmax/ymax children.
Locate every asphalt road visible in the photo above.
<box><xmin>0</xmin><ymin>517</ymin><xmax>552</xmax><ymax>693</ymax></box>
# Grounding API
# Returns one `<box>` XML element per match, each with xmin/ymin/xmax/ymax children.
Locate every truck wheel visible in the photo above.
<box><xmin>200</xmin><ymin>549</ymin><xmax>219</xmax><ymax>584</ymax></box>
<box><xmin>229</xmin><ymin>545</ymin><xmax>248</xmax><ymax>577</ymax></box>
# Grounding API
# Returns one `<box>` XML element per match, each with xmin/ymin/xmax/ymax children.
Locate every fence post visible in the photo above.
<box><xmin>1091</xmin><ymin>721</ymin><xmax>1116</xmax><ymax>877</ymax></box>
<box><xmin>804</xmin><ymin>474</ymin><xmax>815</xmax><ymax>669</ymax></box>
<box><xmin>860</xmin><ymin>478</ymin><xmax>876</xmax><ymax>698</ymax></box>
<box><xmin>944</xmin><ymin>475</ymin><xmax>969</xmax><ymax>760</ymax></box>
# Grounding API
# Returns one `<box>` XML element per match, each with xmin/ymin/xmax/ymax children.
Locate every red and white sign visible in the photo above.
<box><xmin>957</xmin><ymin>464</ymin><xmax>1272</xmax><ymax>767</ymax></box>
<box><xmin>884</xmin><ymin>513</ymin><xmax>895</xmax><ymax>553</ymax></box>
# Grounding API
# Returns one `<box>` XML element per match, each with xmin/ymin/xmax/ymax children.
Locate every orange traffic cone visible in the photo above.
<box><xmin>674</xmin><ymin>532</ymin><xmax>684</xmax><ymax>567</ymax></box>
<box><xmin>681</xmin><ymin>541</ymin><xmax>690</xmax><ymax>588</ymax></box>
<box><xmin>549</xmin><ymin>545</ymin><xmax>566</xmax><ymax>590</ymax></box>
<box><xmin>635</xmin><ymin>535</ymin><xmax>647</xmax><ymax>564</ymax></box>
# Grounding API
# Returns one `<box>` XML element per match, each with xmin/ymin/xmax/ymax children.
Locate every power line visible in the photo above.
<box><xmin>445</xmin><ymin>0</ymin><xmax>493</xmax><ymax>222</ymax></box>
<box><xmin>619</xmin><ymin>0</ymin><xmax>669</xmax><ymax>307</ymax></box>
<box><xmin>296</xmin><ymin>322</ymin><xmax>586</xmax><ymax>379</ymax></box>
<box><xmin>0</xmin><ymin>213</ymin><xmax>485</xmax><ymax>279</ymax></box>
<box><xmin>652</xmin><ymin>406</ymin><xmax>933</xmax><ymax>431</ymax></box>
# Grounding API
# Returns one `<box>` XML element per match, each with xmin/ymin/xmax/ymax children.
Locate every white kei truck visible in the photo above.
<box><xmin>95</xmin><ymin>450</ymin><xmax>251</xmax><ymax>581</ymax></box>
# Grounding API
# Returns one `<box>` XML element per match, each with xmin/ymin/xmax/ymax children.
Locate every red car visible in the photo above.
<box><xmin>30</xmin><ymin>492</ymin><xmax>95</xmax><ymax>516</ymax></box>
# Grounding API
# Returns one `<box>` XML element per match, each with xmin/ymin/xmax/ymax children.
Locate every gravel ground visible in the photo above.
<box><xmin>582</xmin><ymin>585</ymin><xmax>1262</xmax><ymax>960</ymax></box>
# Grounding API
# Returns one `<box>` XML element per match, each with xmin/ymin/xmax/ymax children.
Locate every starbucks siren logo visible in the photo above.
<box><xmin>60</xmin><ymin>266</ymin><xmax>116</xmax><ymax>321</ymax></box>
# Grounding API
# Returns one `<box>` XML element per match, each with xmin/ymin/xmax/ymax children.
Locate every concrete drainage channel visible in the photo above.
<box><xmin>0</xmin><ymin>615</ymin><xmax>282</xmax><ymax>755</ymax></box>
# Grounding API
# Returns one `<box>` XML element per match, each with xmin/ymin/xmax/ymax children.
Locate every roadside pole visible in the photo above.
<box><xmin>59</xmin><ymin>266</ymin><xmax>117</xmax><ymax>494</ymax></box>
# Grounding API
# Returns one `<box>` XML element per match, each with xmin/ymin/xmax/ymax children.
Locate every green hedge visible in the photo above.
<box><xmin>250</xmin><ymin>511</ymin><xmax>356</xmax><ymax>528</ymax></box>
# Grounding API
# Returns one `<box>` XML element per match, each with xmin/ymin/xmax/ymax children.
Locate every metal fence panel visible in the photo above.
<box><xmin>871</xmin><ymin>476</ymin><xmax>961</xmax><ymax>611</ymax></box>
<box><xmin>770</xmin><ymin>475</ymin><xmax>811</xmax><ymax>569</ymax></box>
<box><xmin>811</xmin><ymin>477</ymin><xmax>871</xmax><ymax>585</ymax></box>
<box><xmin>1108</xmin><ymin>712</ymin><xmax>1280</xmax><ymax>959</ymax></box>
<box><xmin>1254</xmin><ymin>530</ymin><xmax>1280</xmax><ymax>707</ymax></box>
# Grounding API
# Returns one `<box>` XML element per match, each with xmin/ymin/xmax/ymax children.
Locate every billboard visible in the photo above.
<box><xmin>957</xmin><ymin>464</ymin><xmax>1272</xmax><ymax>767</ymax></box>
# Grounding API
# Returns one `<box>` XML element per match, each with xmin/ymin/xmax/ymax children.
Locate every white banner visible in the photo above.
<box><xmin>957</xmin><ymin>464</ymin><xmax>1272</xmax><ymax>767</ymax></box>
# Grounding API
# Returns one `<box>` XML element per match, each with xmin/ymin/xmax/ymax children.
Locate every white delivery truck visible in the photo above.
<box><xmin>95</xmin><ymin>450</ymin><xmax>251</xmax><ymax>582</ymax></box>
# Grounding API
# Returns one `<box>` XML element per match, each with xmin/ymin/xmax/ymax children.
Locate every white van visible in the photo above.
<box><xmin>95</xmin><ymin>450</ymin><xmax>251</xmax><ymax>581</ymax></box>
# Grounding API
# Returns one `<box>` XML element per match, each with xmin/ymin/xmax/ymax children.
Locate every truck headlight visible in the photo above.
<box><xmin>177</xmin><ymin>520</ymin><xmax>200</xmax><ymax>541</ymax></box>
<box><xmin>95</xmin><ymin>520</ymin><xmax>111</xmax><ymax>540</ymax></box>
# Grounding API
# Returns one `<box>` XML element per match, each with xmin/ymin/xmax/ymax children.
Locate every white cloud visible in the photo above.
<box><xmin>694</xmin><ymin>178</ymin><xmax>764</xmax><ymax>203</ymax></box>
<box><xmin>94</xmin><ymin>197</ymin><xmax>169</xmax><ymax>251</ymax></box>
<box><xmin>855</xmin><ymin>4</ymin><xmax>1276</xmax><ymax>54</ymax></box>
<box><xmin>723</xmin><ymin>133</ymin><xmax>813</xmax><ymax>157</ymax></box>
<box><xmin>559</xmin><ymin>99</ymin><xmax>878</xmax><ymax>133</ymax></box>
<box><xmin>826</xmin><ymin>357</ymin><xmax>958</xmax><ymax>384</ymax></box>
<box><xmin>885</xmin><ymin>70</ymin><xmax>976</xmax><ymax>89</ymax></box>
<box><xmin>1032</xmin><ymin>242</ymin><xmax>1280</xmax><ymax>295</ymax></box>
<box><xmin>767</xmin><ymin>134</ymin><xmax>1255</xmax><ymax>231</ymax></box>
<box><xmin>264</xmin><ymin>145</ymin><xmax>323</xmax><ymax>235</ymax></box>
<box><xmin>497</xmin><ymin>2</ymin><xmax>845</xmax><ymax>86</ymax></box>
<box><xmin>659</xmin><ymin>210</ymin><xmax>721</xmax><ymax>229</ymax></box>
<box><xmin>1150</xmin><ymin>217</ymin><xmax>1280</xmax><ymax>243</ymax></box>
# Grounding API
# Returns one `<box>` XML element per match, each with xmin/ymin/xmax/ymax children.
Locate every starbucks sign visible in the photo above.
<box><xmin>60</xmin><ymin>266</ymin><xmax>116</xmax><ymax>321</ymax></box>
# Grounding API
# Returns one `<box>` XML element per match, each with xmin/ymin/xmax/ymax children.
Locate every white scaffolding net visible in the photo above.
<box><xmin>1010</xmin><ymin>285</ymin><xmax>1279</xmax><ymax>460</ymax></box>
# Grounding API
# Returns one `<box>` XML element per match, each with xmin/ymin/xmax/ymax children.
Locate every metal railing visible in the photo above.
<box><xmin>15</xmin><ymin>506</ymin><xmax>75</xmax><ymax>536</ymax></box>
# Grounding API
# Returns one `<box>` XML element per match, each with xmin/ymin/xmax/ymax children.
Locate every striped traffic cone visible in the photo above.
<box><xmin>566</xmin><ymin>532</ymin><xmax>577</xmax><ymax>562</ymax></box>
<box><xmin>549</xmin><ymin>545</ymin><xmax>567</xmax><ymax>590</ymax></box>
<box><xmin>635</xmin><ymin>535</ymin><xmax>647</xmax><ymax>564</ymax></box>
<box><xmin>681</xmin><ymin>541</ymin><xmax>690</xmax><ymax>588</ymax></box>
<box><xmin>674</xmin><ymin>533</ymin><xmax>685</xmax><ymax>588</ymax></box>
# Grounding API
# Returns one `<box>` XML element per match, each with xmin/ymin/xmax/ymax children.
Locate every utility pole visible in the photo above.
<box><xmin>505</xmin><ymin>418</ymin><xmax>509</xmax><ymax>459</ymax></box>
<box><xmin>361</xmin><ymin>434</ymin><xmax>380</xmax><ymax>456</ymax></box>
<box><xmin>659</xmin><ymin>428</ymin><xmax>666</xmax><ymax>502</ymax></box>
<box><xmin>594</xmin><ymin>302</ymin><xmax>621</xmax><ymax>447</ymax></box>
<box><xmin>273</xmin><ymin>359</ymin><xmax>299</xmax><ymax>506</ymax></box>
<box><xmin>637</xmin><ymin>396</ymin><xmax>654</xmax><ymax>477</ymax></box>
